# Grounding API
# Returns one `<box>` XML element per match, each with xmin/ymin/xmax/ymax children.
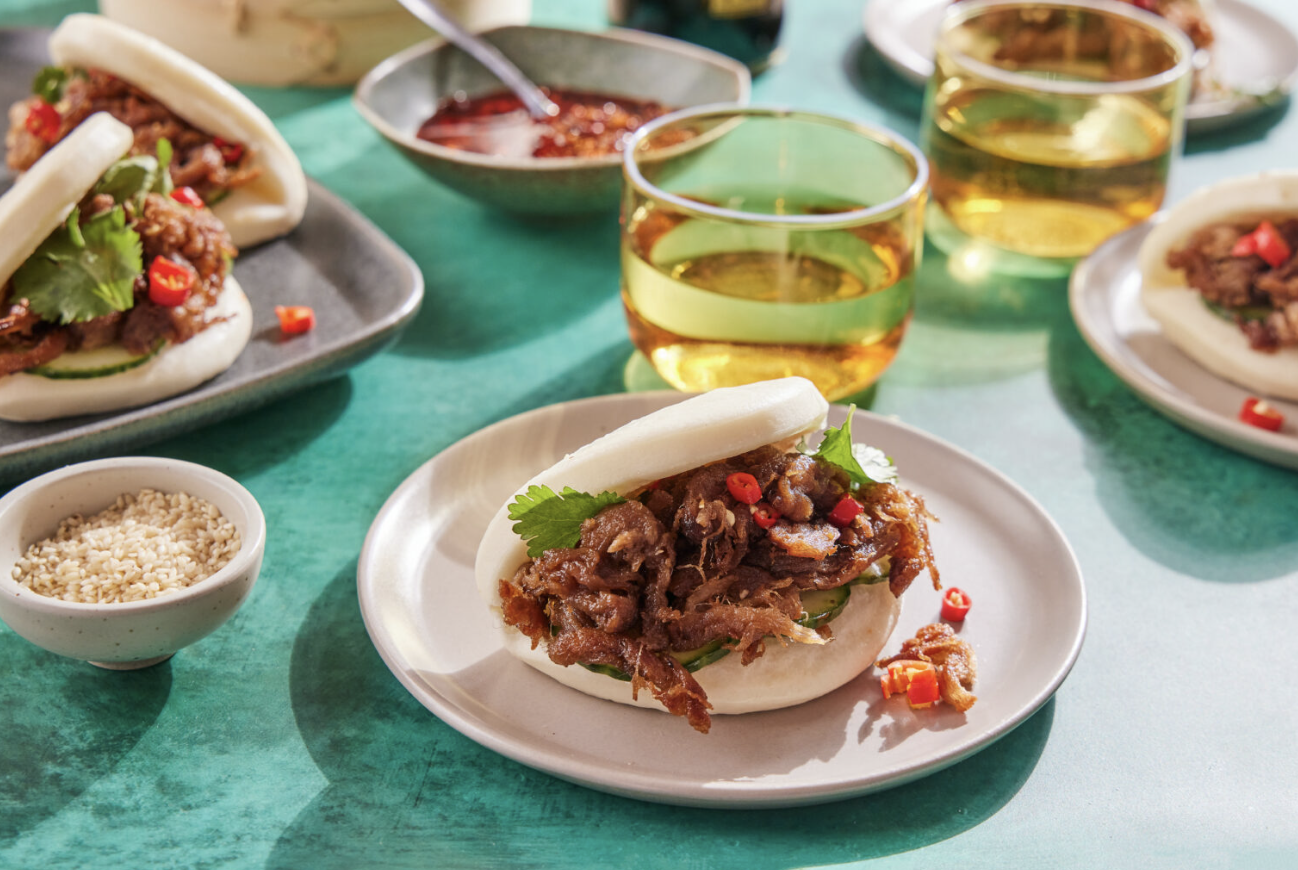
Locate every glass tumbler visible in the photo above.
<box><xmin>620</xmin><ymin>106</ymin><xmax>928</xmax><ymax>401</ymax></box>
<box><xmin>922</xmin><ymin>0</ymin><xmax>1193</xmax><ymax>262</ymax></box>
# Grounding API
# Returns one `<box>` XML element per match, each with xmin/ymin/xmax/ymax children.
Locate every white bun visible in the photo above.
<box><xmin>98</xmin><ymin>0</ymin><xmax>530</xmax><ymax>87</ymax></box>
<box><xmin>0</xmin><ymin>277</ymin><xmax>253</xmax><ymax>422</ymax></box>
<box><xmin>1139</xmin><ymin>171</ymin><xmax>1298</xmax><ymax>400</ymax></box>
<box><xmin>475</xmin><ymin>378</ymin><xmax>904</xmax><ymax>717</ymax></box>
<box><xmin>49</xmin><ymin>14</ymin><xmax>308</xmax><ymax>247</ymax></box>
<box><xmin>0</xmin><ymin>113</ymin><xmax>133</xmax><ymax>287</ymax></box>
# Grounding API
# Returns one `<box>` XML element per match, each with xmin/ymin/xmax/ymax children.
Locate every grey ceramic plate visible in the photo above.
<box><xmin>862</xmin><ymin>0</ymin><xmax>1298</xmax><ymax>133</ymax></box>
<box><xmin>358</xmin><ymin>393</ymin><xmax>1086</xmax><ymax>808</ymax></box>
<box><xmin>1071</xmin><ymin>220</ymin><xmax>1298</xmax><ymax>469</ymax></box>
<box><xmin>0</xmin><ymin>29</ymin><xmax>423</xmax><ymax>485</ymax></box>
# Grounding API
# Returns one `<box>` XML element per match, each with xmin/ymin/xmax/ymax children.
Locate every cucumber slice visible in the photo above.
<box><xmin>1203</xmin><ymin>298</ymin><xmax>1272</xmax><ymax>323</ymax></box>
<box><xmin>852</xmin><ymin>556</ymin><xmax>891</xmax><ymax>586</ymax></box>
<box><xmin>28</xmin><ymin>340</ymin><xmax>163</xmax><ymax>380</ymax></box>
<box><xmin>581</xmin><ymin>638</ymin><xmax>732</xmax><ymax>681</ymax></box>
<box><xmin>797</xmin><ymin>586</ymin><xmax>851</xmax><ymax>629</ymax></box>
<box><xmin>673</xmin><ymin>638</ymin><xmax>730</xmax><ymax>672</ymax></box>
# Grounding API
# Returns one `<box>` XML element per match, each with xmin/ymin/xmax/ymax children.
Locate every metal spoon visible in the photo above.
<box><xmin>395</xmin><ymin>0</ymin><xmax>559</xmax><ymax>120</ymax></box>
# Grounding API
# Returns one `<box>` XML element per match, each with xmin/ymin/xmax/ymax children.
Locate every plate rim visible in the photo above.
<box><xmin>860</xmin><ymin>0</ymin><xmax>1298</xmax><ymax>129</ymax></box>
<box><xmin>1069</xmin><ymin>221</ymin><xmax>1298</xmax><ymax>469</ymax></box>
<box><xmin>357</xmin><ymin>391</ymin><xmax>1089</xmax><ymax>808</ymax></box>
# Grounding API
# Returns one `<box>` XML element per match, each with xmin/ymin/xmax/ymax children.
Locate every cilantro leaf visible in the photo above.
<box><xmin>13</xmin><ymin>206</ymin><xmax>142</xmax><ymax>324</ymax></box>
<box><xmin>92</xmin><ymin>141</ymin><xmax>174</xmax><ymax>209</ymax></box>
<box><xmin>32</xmin><ymin>66</ymin><xmax>68</xmax><ymax>103</ymax></box>
<box><xmin>508</xmin><ymin>485</ymin><xmax>626</xmax><ymax>559</ymax></box>
<box><xmin>812</xmin><ymin>405</ymin><xmax>898</xmax><ymax>489</ymax></box>
<box><xmin>93</xmin><ymin>155</ymin><xmax>160</xmax><ymax>209</ymax></box>
<box><xmin>152</xmin><ymin>138</ymin><xmax>174</xmax><ymax>197</ymax></box>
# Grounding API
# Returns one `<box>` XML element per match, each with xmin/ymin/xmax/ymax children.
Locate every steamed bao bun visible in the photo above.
<box><xmin>473</xmin><ymin>378</ymin><xmax>903</xmax><ymax>717</ymax></box>
<box><xmin>1138</xmin><ymin>171</ymin><xmax>1298</xmax><ymax>401</ymax></box>
<box><xmin>0</xmin><ymin>114</ymin><xmax>251</xmax><ymax>422</ymax></box>
<box><xmin>48</xmin><ymin>14</ymin><xmax>308</xmax><ymax>248</ymax></box>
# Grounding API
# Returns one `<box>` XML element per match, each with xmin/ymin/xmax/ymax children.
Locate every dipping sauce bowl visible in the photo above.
<box><xmin>354</xmin><ymin>25</ymin><xmax>750</xmax><ymax>214</ymax></box>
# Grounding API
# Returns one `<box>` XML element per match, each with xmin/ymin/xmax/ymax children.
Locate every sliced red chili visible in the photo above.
<box><xmin>725</xmin><ymin>472</ymin><xmax>762</xmax><ymax>505</ymax></box>
<box><xmin>276</xmin><ymin>305</ymin><xmax>316</xmax><ymax>335</ymax></box>
<box><xmin>147</xmin><ymin>257</ymin><xmax>194</xmax><ymax>307</ymax></box>
<box><xmin>827</xmin><ymin>495</ymin><xmax>862</xmax><ymax>527</ymax></box>
<box><xmin>24</xmin><ymin>99</ymin><xmax>60</xmax><ymax>144</ymax></box>
<box><xmin>169</xmin><ymin>186</ymin><xmax>204</xmax><ymax>208</ymax></box>
<box><xmin>880</xmin><ymin>660</ymin><xmax>941</xmax><ymax>708</ymax></box>
<box><xmin>750</xmin><ymin>502</ymin><xmax>780</xmax><ymax>530</ymax></box>
<box><xmin>940</xmin><ymin>587</ymin><xmax>971</xmax><ymax>622</ymax></box>
<box><xmin>1231</xmin><ymin>221</ymin><xmax>1292</xmax><ymax>269</ymax></box>
<box><xmin>1239</xmin><ymin>397</ymin><xmax>1284</xmax><ymax>432</ymax></box>
<box><xmin>213</xmin><ymin>136</ymin><xmax>244</xmax><ymax>164</ymax></box>
<box><xmin>905</xmin><ymin>665</ymin><xmax>941</xmax><ymax>707</ymax></box>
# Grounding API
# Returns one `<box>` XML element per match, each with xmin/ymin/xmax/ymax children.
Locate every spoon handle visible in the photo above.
<box><xmin>396</xmin><ymin>0</ymin><xmax>560</xmax><ymax>120</ymax></box>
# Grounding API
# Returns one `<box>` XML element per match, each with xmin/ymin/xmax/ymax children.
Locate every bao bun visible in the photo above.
<box><xmin>474</xmin><ymin>378</ymin><xmax>903</xmax><ymax>717</ymax></box>
<box><xmin>1139</xmin><ymin>171</ymin><xmax>1298</xmax><ymax>401</ymax></box>
<box><xmin>0</xmin><ymin>114</ymin><xmax>252</xmax><ymax>422</ymax></box>
<box><xmin>49</xmin><ymin>14</ymin><xmax>308</xmax><ymax>248</ymax></box>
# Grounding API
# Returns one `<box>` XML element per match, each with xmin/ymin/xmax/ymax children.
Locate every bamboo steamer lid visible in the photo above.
<box><xmin>98</xmin><ymin>0</ymin><xmax>532</xmax><ymax>86</ymax></box>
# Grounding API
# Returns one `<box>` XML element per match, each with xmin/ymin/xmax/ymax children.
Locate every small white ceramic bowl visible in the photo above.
<box><xmin>0</xmin><ymin>457</ymin><xmax>266</xmax><ymax>669</ymax></box>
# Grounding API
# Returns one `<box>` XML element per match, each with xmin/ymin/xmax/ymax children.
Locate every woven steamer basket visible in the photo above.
<box><xmin>98</xmin><ymin>0</ymin><xmax>532</xmax><ymax>86</ymax></box>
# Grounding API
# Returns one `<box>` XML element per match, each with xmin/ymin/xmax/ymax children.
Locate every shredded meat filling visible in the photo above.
<box><xmin>6</xmin><ymin>68</ymin><xmax>261</xmax><ymax>202</ymax></box>
<box><xmin>1165</xmin><ymin>218</ymin><xmax>1298</xmax><ymax>352</ymax></box>
<box><xmin>497</xmin><ymin>446</ymin><xmax>939</xmax><ymax>732</ymax></box>
<box><xmin>0</xmin><ymin>191</ymin><xmax>236</xmax><ymax>375</ymax></box>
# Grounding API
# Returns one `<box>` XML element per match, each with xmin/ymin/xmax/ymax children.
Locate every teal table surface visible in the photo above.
<box><xmin>2</xmin><ymin>1</ymin><xmax>1297</xmax><ymax>867</ymax></box>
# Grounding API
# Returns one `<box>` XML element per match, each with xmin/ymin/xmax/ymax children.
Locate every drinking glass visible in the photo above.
<box><xmin>921</xmin><ymin>0</ymin><xmax>1193</xmax><ymax>262</ymax></box>
<box><xmin>620</xmin><ymin>106</ymin><xmax>928</xmax><ymax>400</ymax></box>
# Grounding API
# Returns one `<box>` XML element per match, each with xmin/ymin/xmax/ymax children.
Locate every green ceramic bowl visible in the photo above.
<box><xmin>353</xmin><ymin>25</ymin><xmax>751</xmax><ymax>215</ymax></box>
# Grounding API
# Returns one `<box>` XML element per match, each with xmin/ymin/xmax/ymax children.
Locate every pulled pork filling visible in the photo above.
<box><xmin>498</xmin><ymin>445</ymin><xmax>939</xmax><ymax>733</ymax></box>
<box><xmin>958</xmin><ymin>1</ymin><xmax>1216</xmax><ymax>94</ymax></box>
<box><xmin>0</xmin><ymin>191</ymin><xmax>236</xmax><ymax>376</ymax></box>
<box><xmin>1165</xmin><ymin>218</ymin><xmax>1298</xmax><ymax>351</ymax></box>
<box><xmin>6</xmin><ymin>68</ymin><xmax>260</xmax><ymax>202</ymax></box>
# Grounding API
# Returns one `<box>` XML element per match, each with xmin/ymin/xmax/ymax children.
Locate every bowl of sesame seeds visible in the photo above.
<box><xmin>0</xmin><ymin>457</ymin><xmax>265</xmax><ymax>669</ymax></box>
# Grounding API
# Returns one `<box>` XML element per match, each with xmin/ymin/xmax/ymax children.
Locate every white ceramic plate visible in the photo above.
<box><xmin>1071</xmin><ymin>221</ymin><xmax>1298</xmax><ymax>468</ymax></box>
<box><xmin>357</xmin><ymin>393</ymin><xmax>1086</xmax><ymax>807</ymax></box>
<box><xmin>861</xmin><ymin>0</ymin><xmax>1298</xmax><ymax>133</ymax></box>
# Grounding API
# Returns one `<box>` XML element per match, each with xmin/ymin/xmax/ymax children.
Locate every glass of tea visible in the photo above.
<box><xmin>922</xmin><ymin>0</ymin><xmax>1194</xmax><ymax>263</ymax></box>
<box><xmin>620</xmin><ymin>107</ymin><xmax>928</xmax><ymax>400</ymax></box>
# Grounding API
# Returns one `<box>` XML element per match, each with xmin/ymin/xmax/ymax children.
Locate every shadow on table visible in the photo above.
<box><xmin>843</xmin><ymin>35</ymin><xmax>924</xmax><ymax>135</ymax></box>
<box><xmin>270</xmin><ymin>568</ymin><xmax>1052</xmax><ymax>869</ymax></box>
<box><xmin>144</xmin><ymin>376</ymin><xmax>352</xmax><ymax>480</ymax></box>
<box><xmin>0</xmin><ymin>641</ymin><xmax>170</xmax><ymax>843</ymax></box>
<box><xmin>886</xmin><ymin>241</ymin><xmax>1074</xmax><ymax>388</ymax></box>
<box><xmin>1047</xmin><ymin>311</ymin><xmax>1298</xmax><ymax>582</ymax></box>
<box><xmin>311</xmin><ymin>142</ymin><xmax>624</xmax><ymax>362</ymax></box>
<box><xmin>1183</xmin><ymin>100</ymin><xmax>1290</xmax><ymax>156</ymax></box>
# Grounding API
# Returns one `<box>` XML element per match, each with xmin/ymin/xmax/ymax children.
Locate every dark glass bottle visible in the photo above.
<box><xmin>609</xmin><ymin>0</ymin><xmax>785</xmax><ymax>73</ymax></box>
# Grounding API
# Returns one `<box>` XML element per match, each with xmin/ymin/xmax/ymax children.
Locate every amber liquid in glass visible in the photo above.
<box><xmin>923</xmin><ymin>81</ymin><xmax>1174</xmax><ymax>259</ymax></box>
<box><xmin>622</xmin><ymin>194</ymin><xmax>913</xmax><ymax>399</ymax></box>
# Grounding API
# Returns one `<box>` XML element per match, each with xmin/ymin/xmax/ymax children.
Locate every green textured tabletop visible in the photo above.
<box><xmin>2</xmin><ymin>1</ymin><xmax>1296</xmax><ymax>867</ymax></box>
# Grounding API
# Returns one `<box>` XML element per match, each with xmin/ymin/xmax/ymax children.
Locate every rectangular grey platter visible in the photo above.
<box><xmin>0</xmin><ymin>28</ymin><xmax>424</xmax><ymax>487</ymax></box>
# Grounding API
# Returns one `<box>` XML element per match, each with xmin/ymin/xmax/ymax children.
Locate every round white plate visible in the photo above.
<box><xmin>861</xmin><ymin>0</ymin><xmax>1298</xmax><ymax>133</ymax></box>
<box><xmin>1071</xmin><ymin>221</ymin><xmax>1298</xmax><ymax>469</ymax></box>
<box><xmin>357</xmin><ymin>393</ymin><xmax>1086</xmax><ymax>807</ymax></box>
